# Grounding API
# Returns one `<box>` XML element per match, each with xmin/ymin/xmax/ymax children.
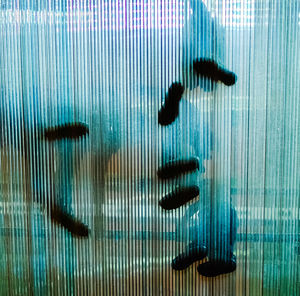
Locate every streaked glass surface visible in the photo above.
<box><xmin>0</xmin><ymin>1</ymin><xmax>299</xmax><ymax>295</ymax></box>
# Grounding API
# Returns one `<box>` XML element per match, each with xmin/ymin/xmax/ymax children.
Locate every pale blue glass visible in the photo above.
<box><xmin>0</xmin><ymin>1</ymin><xmax>299</xmax><ymax>295</ymax></box>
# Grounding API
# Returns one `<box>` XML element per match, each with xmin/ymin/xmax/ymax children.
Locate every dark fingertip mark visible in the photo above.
<box><xmin>218</xmin><ymin>68</ymin><xmax>237</xmax><ymax>86</ymax></box>
<box><xmin>44</xmin><ymin>122</ymin><xmax>89</xmax><ymax>141</ymax></box>
<box><xmin>50</xmin><ymin>205</ymin><xmax>90</xmax><ymax>238</ymax></box>
<box><xmin>193</xmin><ymin>58</ymin><xmax>237</xmax><ymax>86</ymax></box>
<box><xmin>172</xmin><ymin>244</ymin><xmax>207</xmax><ymax>271</ymax></box>
<box><xmin>157</xmin><ymin>157</ymin><xmax>200</xmax><ymax>179</ymax></box>
<box><xmin>197</xmin><ymin>255</ymin><xmax>237</xmax><ymax>277</ymax></box>
<box><xmin>158</xmin><ymin>82</ymin><xmax>185</xmax><ymax>126</ymax></box>
<box><xmin>159</xmin><ymin>185</ymin><xmax>199</xmax><ymax>210</ymax></box>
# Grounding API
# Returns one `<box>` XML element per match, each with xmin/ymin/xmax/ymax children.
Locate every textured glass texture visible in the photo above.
<box><xmin>0</xmin><ymin>0</ymin><xmax>299</xmax><ymax>295</ymax></box>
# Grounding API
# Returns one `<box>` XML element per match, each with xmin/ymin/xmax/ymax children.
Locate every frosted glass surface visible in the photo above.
<box><xmin>0</xmin><ymin>1</ymin><xmax>299</xmax><ymax>295</ymax></box>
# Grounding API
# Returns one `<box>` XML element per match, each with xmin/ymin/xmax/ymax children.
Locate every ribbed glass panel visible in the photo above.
<box><xmin>0</xmin><ymin>1</ymin><xmax>298</xmax><ymax>295</ymax></box>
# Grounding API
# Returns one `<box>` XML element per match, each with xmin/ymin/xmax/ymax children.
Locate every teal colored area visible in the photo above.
<box><xmin>0</xmin><ymin>0</ymin><xmax>299</xmax><ymax>295</ymax></box>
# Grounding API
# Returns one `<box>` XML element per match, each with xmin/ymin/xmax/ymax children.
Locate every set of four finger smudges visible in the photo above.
<box><xmin>158</xmin><ymin>58</ymin><xmax>237</xmax><ymax>126</ymax></box>
<box><xmin>157</xmin><ymin>157</ymin><xmax>201</xmax><ymax>210</ymax></box>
